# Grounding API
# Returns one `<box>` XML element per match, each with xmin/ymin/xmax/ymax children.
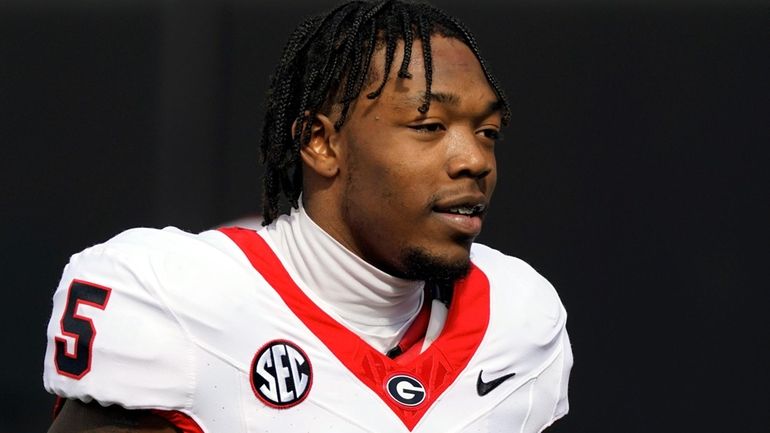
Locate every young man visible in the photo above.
<box><xmin>44</xmin><ymin>1</ymin><xmax>572</xmax><ymax>432</ymax></box>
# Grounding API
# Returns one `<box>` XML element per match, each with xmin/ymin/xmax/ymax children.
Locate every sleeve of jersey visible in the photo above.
<box><xmin>551</xmin><ymin>326</ymin><xmax>573</xmax><ymax>422</ymax></box>
<box><xmin>43</xmin><ymin>237</ymin><xmax>195</xmax><ymax>411</ymax></box>
<box><xmin>471</xmin><ymin>244</ymin><xmax>573</xmax><ymax>426</ymax></box>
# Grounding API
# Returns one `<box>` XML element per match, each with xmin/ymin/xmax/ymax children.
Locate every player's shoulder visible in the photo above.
<box><xmin>470</xmin><ymin>242</ymin><xmax>542</xmax><ymax>276</ymax></box>
<box><xmin>70</xmin><ymin>226</ymin><xmax>244</xmax><ymax>269</ymax></box>
<box><xmin>63</xmin><ymin>226</ymin><xmax>257</xmax><ymax>308</ymax></box>
<box><xmin>470</xmin><ymin>242</ymin><xmax>558</xmax><ymax>294</ymax></box>
<box><xmin>53</xmin><ymin>226</ymin><xmax>267</xmax><ymax>353</ymax></box>
<box><xmin>470</xmin><ymin>242</ymin><xmax>566</xmax><ymax>328</ymax></box>
<box><xmin>43</xmin><ymin>227</ymin><xmax>228</xmax><ymax>408</ymax></box>
<box><xmin>85</xmin><ymin>226</ymin><xmax>230</xmax><ymax>255</ymax></box>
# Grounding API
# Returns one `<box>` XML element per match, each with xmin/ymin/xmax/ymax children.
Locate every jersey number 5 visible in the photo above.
<box><xmin>54</xmin><ymin>280</ymin><xmax>111</xmax><ymax>379</ymax></box>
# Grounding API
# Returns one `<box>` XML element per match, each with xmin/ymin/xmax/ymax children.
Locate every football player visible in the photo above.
<box><xmin>44</xmin><ymin>1</ymin><xmax>572</xmax><ymax>432</ymax></box>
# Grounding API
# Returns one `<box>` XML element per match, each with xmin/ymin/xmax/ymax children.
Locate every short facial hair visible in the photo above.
<box><xmin>399</xmin><ymin>246</ymin><xmax>471</xmax><ymax>286</ymax></box>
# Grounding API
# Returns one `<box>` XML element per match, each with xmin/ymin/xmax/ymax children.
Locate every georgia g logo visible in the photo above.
<box><xmin>250</xmin><ymin>340</ymin><xmax>312</xmax><ymax>408</ymax></box>
<box><xmin>386</xmin><ymin>374</ymin><xmax>426</xmax><ymax>407</ymax></box>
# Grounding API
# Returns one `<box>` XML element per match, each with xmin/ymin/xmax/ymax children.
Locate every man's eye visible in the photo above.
<box><xmin>409</xmin><ymin>123</ymin><xmax>444</xmax><ymax>133</ymax></box>
<box><xmin>481</xmin><ymin>129</ymin><xmax>502</xmax><ymax>141</ymax></box>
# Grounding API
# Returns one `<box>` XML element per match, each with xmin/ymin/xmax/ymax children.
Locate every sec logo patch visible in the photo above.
<box><xmin>250</xmin><ymin>340</ymin><xmax>312</xmax><ymax>408</ymax></box>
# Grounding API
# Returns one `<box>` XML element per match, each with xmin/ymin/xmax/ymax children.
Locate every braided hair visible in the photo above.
<box><xmin>260</xmin><ymin>0</ymin><xmax>510</xmax><ymax>224</ymax></box>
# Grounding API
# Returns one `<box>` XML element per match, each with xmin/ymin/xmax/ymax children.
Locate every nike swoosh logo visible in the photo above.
<box><xmin>476</xmin><ymin>370</ymin><xmax>516</xmax><ymax>396</ymax></box>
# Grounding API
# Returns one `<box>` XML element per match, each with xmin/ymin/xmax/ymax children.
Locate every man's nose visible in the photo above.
<box><xmin>445</xmin><ymin>129</ymin><xmax>494</xmax><ymax>180</ymax></box>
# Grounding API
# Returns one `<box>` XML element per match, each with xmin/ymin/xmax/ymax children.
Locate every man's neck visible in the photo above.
<box><xmin>263</xmin><ymin>204</ymin><xmax>424</xmax><ymax>352</ymax></box>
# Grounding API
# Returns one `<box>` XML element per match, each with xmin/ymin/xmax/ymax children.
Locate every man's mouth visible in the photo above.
<box><xmin>432</xmin><ymin>201</ymin><xmax>487</xmax><ymax>237</ymax></box>
<box><xmin>439</xmin><ymin>203</ymin><xmax>486</xmax><ymax>217</ymax></box>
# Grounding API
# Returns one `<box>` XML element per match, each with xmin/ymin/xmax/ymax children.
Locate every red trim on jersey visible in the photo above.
<box><xmin>150</xmin><ymin>409</ymin><xmax>205</xmax><ymax>433</ymax></box>
<box><xmin>51</xmin><ymin>398</ymin><xmax>203</xmax><ymax>432</ymax></box>
<box><xmin>392</xmin><ymin>297</ymin><xmax>431</xmax><ymax>365</ymax></box>
<box><xmin>52</xmin><ymin>396</ymin><xmax>65</xmax><ymax>419</ymax></box>
<box><xmin>220</xmin><ymin>227</ymin><xmax>490</xmax><ymax>431</ymax></box>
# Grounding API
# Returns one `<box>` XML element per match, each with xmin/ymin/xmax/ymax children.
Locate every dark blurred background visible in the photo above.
<box><xmin>1</xmin><ymin>0</ymin><xmax>768</xmax><ymax>431</ymax></box>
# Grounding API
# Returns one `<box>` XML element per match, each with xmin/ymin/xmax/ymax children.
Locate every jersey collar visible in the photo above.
<box><xmin>221</xmin><ymin>227</ymin><xmax>490</xmax><ymax>430</ymax></box>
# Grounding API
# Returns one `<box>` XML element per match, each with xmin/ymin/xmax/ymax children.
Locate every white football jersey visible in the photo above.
<box><xmin>44</xmin><ymin>226</ymin><xmax>572</xmax><ymax>432</ymax></box>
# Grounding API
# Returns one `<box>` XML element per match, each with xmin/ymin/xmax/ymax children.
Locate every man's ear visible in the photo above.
<box><xmin>296</xmin><ymin>113</ymin><xmax>340</xmax><ymax>178</ymax></box>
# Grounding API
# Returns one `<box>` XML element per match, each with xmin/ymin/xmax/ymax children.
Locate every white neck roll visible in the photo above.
<box><xmin>264</xmin><ymin>203</ymin><xmax>424</xmax><ymax>352</ymax></box>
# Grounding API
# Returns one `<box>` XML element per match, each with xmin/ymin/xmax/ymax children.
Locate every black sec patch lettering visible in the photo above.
<box><xmin>250</xmin><ymin>340</ymin><xmax>312</xmax><ymax>408</ymax></box>
<box><xmin>386</xmin><ymin>374</ymin><xmax>426</xmax><ymax>407</ymax></box>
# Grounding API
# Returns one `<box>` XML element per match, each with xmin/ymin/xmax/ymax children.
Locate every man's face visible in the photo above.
<box><xmin>325</xmin><ymin>36</ymin><xmax>501</xmax><ymax>281</ymax></box>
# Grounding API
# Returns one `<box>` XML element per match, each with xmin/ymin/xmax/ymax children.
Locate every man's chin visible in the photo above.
<box><xmin>399</xmin><ymin>247</ymin><xmax>471</xmax><ymax>284</ymax></box>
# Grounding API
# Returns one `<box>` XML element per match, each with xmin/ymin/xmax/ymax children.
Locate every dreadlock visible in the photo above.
<box><xmin>260</xmin><ymin>0</ymin><xmax>510</xmax><ymax>224</ymax></box>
